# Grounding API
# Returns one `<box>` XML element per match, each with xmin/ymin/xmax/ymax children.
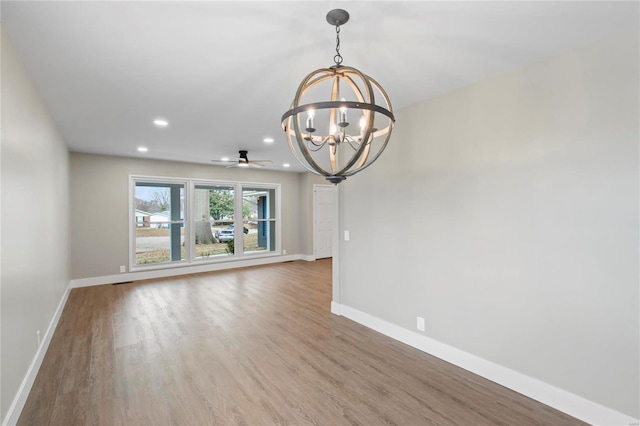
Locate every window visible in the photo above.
<box><xmin>130</xmin><ymin>176</ymin><xmax>280</xmax><ymax>270</ymax></box>
<box><xmin>133</xmin><ymin>180</ymin><xmax>186</xmax><ymax>266</ymax></box>
<box><xmin>242</xmin><ymin>187</ymin><xmax>276</xmax><ymax>255</ymax></box>
<box><xmin>194</xmin><ymin>184</ymin><xmax>235</xmax><ymax>259</ymax></box>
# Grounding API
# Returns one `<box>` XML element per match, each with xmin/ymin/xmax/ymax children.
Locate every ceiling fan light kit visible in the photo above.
<box><xmin>281</xmin><ymin>9</ymin><xmax>395</xmax><ymax>185</ymax></box>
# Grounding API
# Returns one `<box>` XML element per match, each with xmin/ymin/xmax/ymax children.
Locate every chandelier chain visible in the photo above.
<box><xmin>333</xmin><ymin>25</ymin><xmax>343</xmax><ymax>66</ymax></box>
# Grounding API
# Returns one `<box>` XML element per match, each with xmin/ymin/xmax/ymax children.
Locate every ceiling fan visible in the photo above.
<box><xmin>211</xmin><ymin>150</ymin><xmax>273</xmax><ymax>168</ymax></box>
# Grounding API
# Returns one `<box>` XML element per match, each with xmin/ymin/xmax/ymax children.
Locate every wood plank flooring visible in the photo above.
<box><xmin>19</xmin><ymin>259</ymin><xmax>584</xmax><ymax>425</ymax></box>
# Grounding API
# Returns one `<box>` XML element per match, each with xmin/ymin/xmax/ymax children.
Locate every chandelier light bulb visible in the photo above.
<box><xmin>339</xmin><ymin>98</ymin><xmax>348</xmax><ymax>127</ymax></box>
<box><xmin>306</xmin><ymin>109</ymin><xmax>315</xmax><ymax>132</ymax></box>
<box><xmin>359</xmin><ymin>116</ymin><xmax>367</xmax><ymax>137</ymax></box>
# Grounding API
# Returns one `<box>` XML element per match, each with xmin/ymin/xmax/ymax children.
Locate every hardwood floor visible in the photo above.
<box><xmin>19</xmin><ymin>259</ymin><xmax>584</xmax><ymax>425</ymax></box>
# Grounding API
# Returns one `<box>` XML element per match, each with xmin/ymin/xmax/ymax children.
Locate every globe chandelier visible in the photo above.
<box><xmin>281</xmin><ymin>9</ymin><xmax>395</xmax><ymax>184</ymax></box>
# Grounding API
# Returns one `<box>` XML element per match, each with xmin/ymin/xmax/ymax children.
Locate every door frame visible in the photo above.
<box><xmin>312</xmin><ymin>183</ymin><xmax>341</xmax><ymax>314</ymax></box>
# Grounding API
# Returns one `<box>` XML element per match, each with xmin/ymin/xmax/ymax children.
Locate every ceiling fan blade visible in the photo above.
<box><xmin>212</xmin><ymin>151</ymin><xmax>273</xmax><ymax>168</ymax></box>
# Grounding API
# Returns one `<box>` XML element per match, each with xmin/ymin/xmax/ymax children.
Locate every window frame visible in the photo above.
<box><xmin>129</xmin><ymin>176</ymin><xmax>190</xmax><ymax>271</ymax></box>
<box><xmin>130</xmin><ymin>175</ymin><xmax>281</xmax><ymax>272</ymax></box>
<box><xmin>191</xmin><ymin>181</ymin><xmax>237</xmax><ymax>261</ymax></box>
<box><xmin>240</xmin><ymin>185</ymin><xmax>278</xmax><ymax>255</ymax></box>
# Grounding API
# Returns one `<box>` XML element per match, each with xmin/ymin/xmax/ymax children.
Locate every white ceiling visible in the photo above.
<box><xmin>2</xmin><ymin>1</ymin><xmax>637</xmax><ymax>172</ymax></box>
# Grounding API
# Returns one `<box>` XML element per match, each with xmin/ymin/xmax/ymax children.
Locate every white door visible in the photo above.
<box><xmin>313</xmin><ymin>185</ymin><xmax>335</xmax><ymax>259</ymax></box>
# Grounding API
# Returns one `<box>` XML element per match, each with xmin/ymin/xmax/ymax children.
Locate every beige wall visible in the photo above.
<box><xmin>338</xmin><ymin>30</ymin><xmax>639</xmax><ymax>417</ymax></box>
<box><xmin>1</xmin><ymin>29</ymin><xmax>71</xmax><ymax>421</ymax></box>
<box><xmin>70</xmin><ymin>153</ymin><xmax>319</xmax><ymax>279</ymax></box>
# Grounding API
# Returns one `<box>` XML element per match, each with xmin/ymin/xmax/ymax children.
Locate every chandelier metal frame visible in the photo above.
<box><xmin>281</xmin><ymin>9</ymin><xmax>395</xmax><ymax>184</ymax></box>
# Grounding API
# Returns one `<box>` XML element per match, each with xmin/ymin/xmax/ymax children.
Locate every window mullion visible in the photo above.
<box><xmin>234</xmin><ymin>183</ymin><xmax>244</xmax><ymax>255</ymax></box>
<box><xmin>187</xmin><ymin>181</ymin><xmax>195</xmax><ymax>262</ymax></box>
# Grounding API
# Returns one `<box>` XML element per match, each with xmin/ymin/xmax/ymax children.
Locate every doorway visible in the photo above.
<box><xmin>313</xmin><ymin>185</ymin><xmax>335</xmax><ymax>259</ymax></box>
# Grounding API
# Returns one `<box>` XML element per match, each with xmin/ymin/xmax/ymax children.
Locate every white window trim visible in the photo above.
<box><xmin>130</xmin><ymin>175</ymin><xmax>281</xmax><ymax>272</ymax></box>
<box><xmin>239</xmin><ymin>183</ymin><xmax>280</xmax><ymax>257</ymax></box>
<box><xmin>129</xmin><ymin>175</ymin><xmax>190</xmax><ymax>272</ymax></box>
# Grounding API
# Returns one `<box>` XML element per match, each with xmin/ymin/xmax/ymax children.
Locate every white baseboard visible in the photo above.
<box><xmin>2</xmin><ymin>285</ymin><xmax>71</xmax><ymax>426</ymax></box>
<box><xmin>12</xmin><ymin>271</ymin><xmax>633</xmax><ymax>426</ymax></box>
<box><xmin>70</xmin><ymin>254</ymin><xmax>307</xmax><ymax>288</ymax></box>
<box><xmin>332</xmin><ymin>302</ymin><xmax>638</xmax><ymax>426</ymax></box>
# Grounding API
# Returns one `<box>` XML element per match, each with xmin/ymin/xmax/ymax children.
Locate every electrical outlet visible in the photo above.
<box><xmin>120</xmin><ymin>265</ymin><xmax>126</xmax><ymax>273</ymax></box>
<box><xmin>416</xmin><ymin>316</ymin><xmax>425</xmax><ymax>332</ymax></box>
<box><xmin>344</xmin><ymin>230</ymin><xmax>350</xmax><ymax>241</ymax></box>
<box><xmin>283</xmin><ymin>249</ymin><xmax>287</xmax><ymax>255</ymax></box>
<box><xmin>36</xmin><ymin>330</ymin><xmax>41</xmax><ymax>348</ymax></box>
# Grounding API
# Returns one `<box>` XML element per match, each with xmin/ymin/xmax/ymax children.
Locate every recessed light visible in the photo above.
<box><xmin>153</xmin><ymin>118</ymin><xmax>169</xmax><ymax>127</ymax></box>
<box><xmin>263</xmin><ymin>137</ymin><xmax>274</xmax><ymax>143</ymax></box>
<box><xmin>221</xmin><ymin>157</ymin><xmax>230</xmax><ymax>162</ymax></box>
<box><xmin>137</xmin><ymin>146</ymin><xmax>148</xmax><ymax>152</ymax></box>
<box><xmin>283</xmin><ymin>163</ymin><xmax>290</xmax><ymax>168</ymax></box>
